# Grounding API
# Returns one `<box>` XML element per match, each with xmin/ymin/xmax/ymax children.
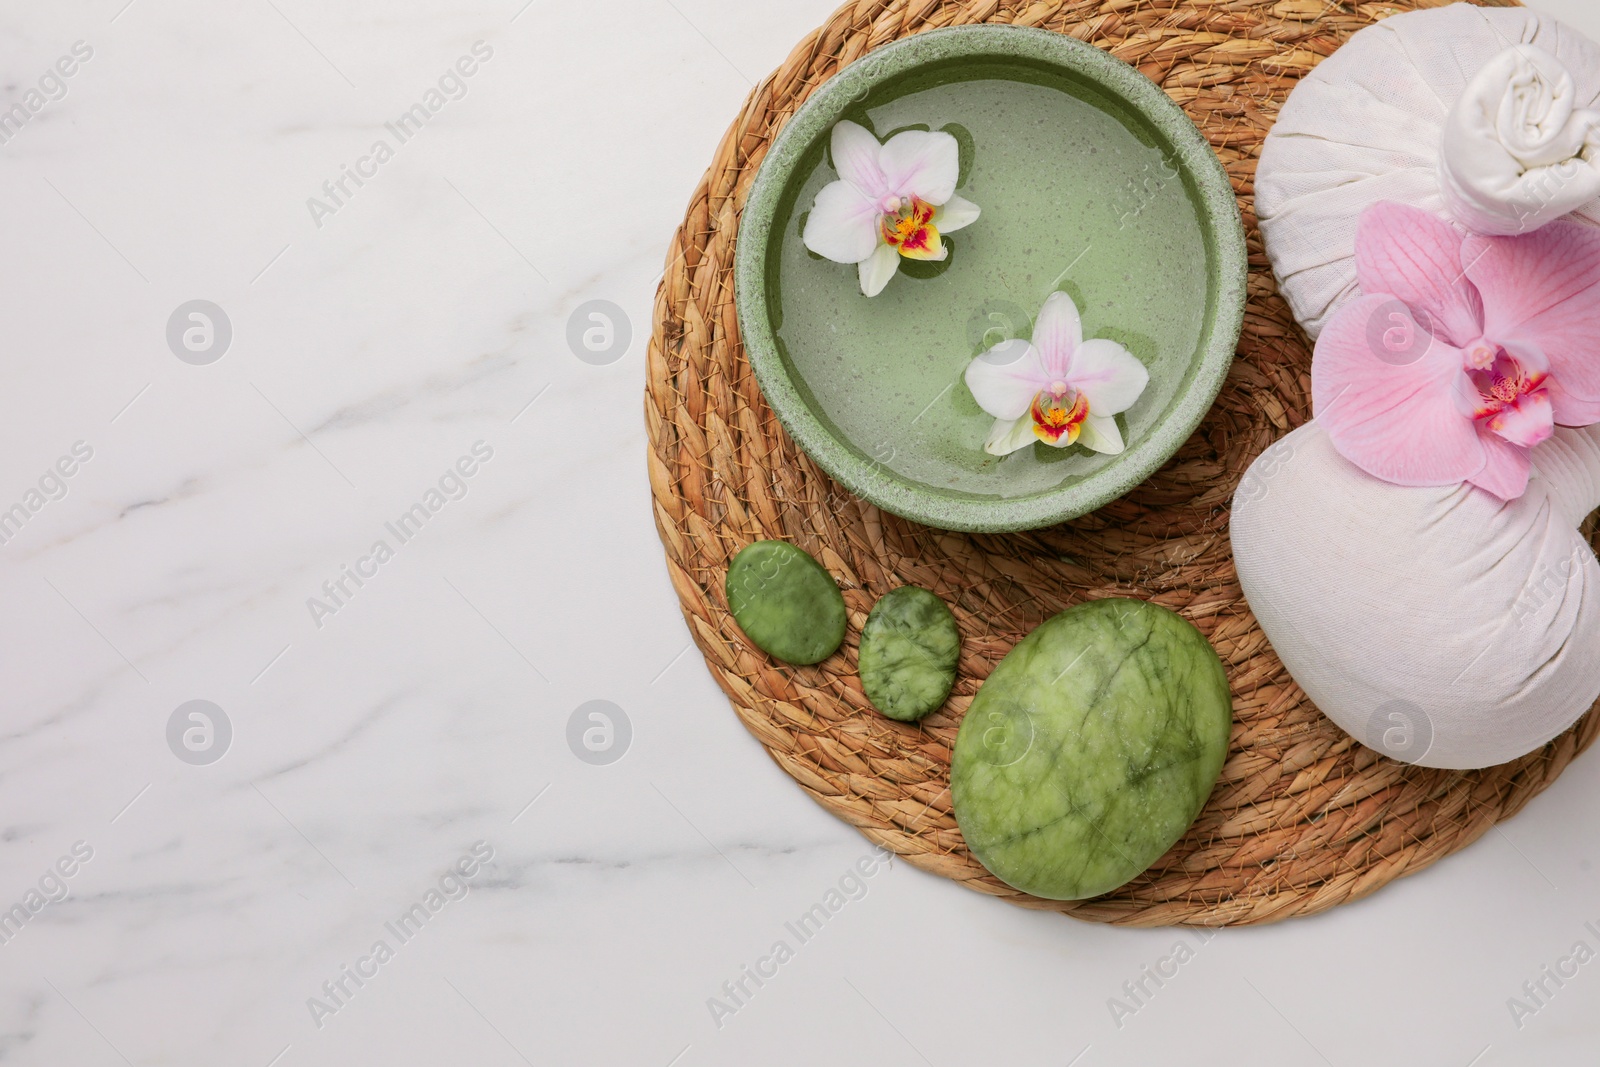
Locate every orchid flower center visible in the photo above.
<box><xmin>1466</xmin><ymin>347</ymin><xmax>1546</xmax><ymax>419</ymax></box>
<box><xmin>879</xmin><ymin>196</ymin><xmax>942</xmax><ymax>260</ymax></box>
<box><xmin>1030</xmin><ymin>386</ymin><xmax>1089</xmax><ymax>446</ymax></box>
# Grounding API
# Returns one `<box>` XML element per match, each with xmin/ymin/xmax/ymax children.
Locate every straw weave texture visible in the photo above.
<box><xmin>643</xmin><ymin>0</ymin><xmax>1595</xmax><ymax>925</ymax></box>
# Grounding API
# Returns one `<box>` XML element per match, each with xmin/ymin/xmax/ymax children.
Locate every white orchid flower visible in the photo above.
<box><xmin>801</xmin><ymin>120</ymin><xmax>981</xmax><ymax>297</ymax></box>
<box><xmin>964</xmin><ymin>291</ymin><xmax>1149</xmax><ymax>457</ymax></box>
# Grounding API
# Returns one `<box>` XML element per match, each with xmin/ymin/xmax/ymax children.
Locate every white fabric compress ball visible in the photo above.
<box><xmin>1257</xmin><ymin>3</ymin><xmax>1600</xmax><ymax>339</ymax></box>
<box><xmin>1232</xmin><ymin>422</ymin><xmax>1600</xmax><ymax>770</ymax></box>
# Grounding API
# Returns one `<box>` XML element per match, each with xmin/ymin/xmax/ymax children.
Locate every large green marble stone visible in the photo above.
<box><xmin>859</xmin><ymin>586</ymin><xmax>960</xmax><ymax>722</ymax></box>
<box><xmin>726</xmin><ymin>540</ymin><xmax>846</xmax><ymax>665</ymax></box>
<box><xmin>950</xmin><ymin>598</ymin><xmax>1232</xmax><ymax>900</ymax></box>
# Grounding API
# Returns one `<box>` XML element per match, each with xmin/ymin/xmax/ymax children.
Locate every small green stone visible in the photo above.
<box><xmin>859</xmin><ymin>586</ymin><xmax>960</xmax><ymax>721</ymax></box>
<box><xmin>726</xmin><ymin>540</ymin><xmax>846</xmax><ymax>665</ymax></box>
<box><xmin>950</xmin><ymin>598</ymin><xmax>1232</xmax><ymax>900</ymax></box>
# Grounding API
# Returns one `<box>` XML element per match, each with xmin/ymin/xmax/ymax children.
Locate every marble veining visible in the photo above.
<box><xmin>3</xmin><ymin>1</ymin><xmax>1600</xmax><ymax>1065</ymax></box>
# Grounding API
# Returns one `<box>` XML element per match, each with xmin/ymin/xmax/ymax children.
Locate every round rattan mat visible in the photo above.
<box><xmin>644</xmin><ymin>0</ymin><xmax>1598</xmax><ymax>926</ymax></box>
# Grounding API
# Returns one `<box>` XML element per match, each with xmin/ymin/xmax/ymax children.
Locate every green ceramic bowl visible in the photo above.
<box><xmin>735</xmin><ymin>25</ymin><xmax>1245</xmax><ymax>533</ymax></box>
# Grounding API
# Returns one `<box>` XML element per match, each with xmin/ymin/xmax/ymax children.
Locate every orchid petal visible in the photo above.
<box><xmin>1483</xmin><ymin>389</ymin><xmax>1555</xmax><ymax>448</ymax></box>
<box><xmin>964</xmin><ymin>340</ymin><xmax>1045</xmax><ymax>420</ymax></box>
<box><xmin>1312</xmin><ymin>293</ymin><xmax>1488</xmax><ymax>486</ymax></box>
<box><xmin>879</xmin><ymin>129</ymin><xmax>959</xmax><ymax>206</ymax></box>
<box><xmin>830</xmin><ymin>121</ymin><xmax>890</xmax><ymax>201</ymax></box>
<box><xmin>984</xmin><ymin>414</ymin><xmax>1039</xmax><ymax>457</ymax></box>
<box><xmin>1355</xmin><ymin>202</ymin><xmax>1484</xmax><ymax>348</ymax></box>
<box><xmin>1077</xmin><ymin>414</ymin><xmax>1126</xmax><ymax>455</ymax></box>
<box><xmin>802</xmin><ymin>180</ymin><xmax>880</xmax><ymax>265</ymax></box>
<box><xmin>933</xmin><ymin>195</ymin><xmax>981</xmax><ymax>234</ymax></box>
<box><xmin>1030</xmin><ymin>291</ymin><xmax>1084</xmax><ymax>379</ymax></box>
<box><xmin>1464</xmin><ymin>220</ymin><xmax>1600</xmax><ymax>423</ymax></box>
<box><xmin>1069</xmin><ymin>338</ymin><xmax>1149</xmax><ymax>417</ymax></box>
<box><xmin>1466</xmin><ymin>432</ymin><xmax>1533</xmax><ymax>500</ymax></box>
<box><xmin>857</xmin><ymin>241</ymin><xmax>900</xmax><ymax>298</ymax></box>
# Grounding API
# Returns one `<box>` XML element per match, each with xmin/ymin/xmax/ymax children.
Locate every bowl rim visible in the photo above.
<box><xmin>733</xmin><ymin>23</ymin><xmax>1247</xmax><ymax>533</ymax></box>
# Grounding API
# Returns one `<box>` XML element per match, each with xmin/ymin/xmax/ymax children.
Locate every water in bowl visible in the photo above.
<box><xmin>767</xmin><ymin>59</ymin><xmax>1212</xmax><ymax>499</ymax></box>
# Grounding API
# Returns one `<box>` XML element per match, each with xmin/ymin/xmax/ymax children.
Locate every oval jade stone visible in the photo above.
<box><xmin>950</xmin><ymin>598</ymin><xmax>1232</xmax><ymax>900</ymax></box>
<box><xmin>859</xmin><ymin>586</ymin><xmax>960</xmax><ymax>721</ymax></box>
<box><xmin>726</xmin><ymin>540</ymin><xmax>846</xmax><ymax>665</ymax></box>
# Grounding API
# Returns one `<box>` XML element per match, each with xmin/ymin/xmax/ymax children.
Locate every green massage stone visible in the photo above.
<box><xmin>726</xmin><ymin>540</ymin><xmax>847</xmax><ymax>665</ymax></box>
<box><xmin>859</xmin><ymin>586</ymin><xmax>960</xmax><ymax>721</ymax></box>
<box><xmin>951</xmin><ymin>598</ymin><xmax>1232</xmax><ymax>900</ymax></box>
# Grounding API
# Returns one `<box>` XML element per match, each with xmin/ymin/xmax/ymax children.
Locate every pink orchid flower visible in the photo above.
<box><xmin>1313</xmin><ymin>201</ymin><xmax>1600</xmax><ymax>499</ymax></box>
<box><xmin>964</xmin><ymin>291</ymin><xmax>1149</xmax><ymax>456</ymax></box>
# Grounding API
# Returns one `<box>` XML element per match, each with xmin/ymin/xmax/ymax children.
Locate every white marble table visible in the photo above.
<box><xmin>2</xmin><ymin>2</ymin><xmax>1598</xmax><ymax>1064</ymax></box>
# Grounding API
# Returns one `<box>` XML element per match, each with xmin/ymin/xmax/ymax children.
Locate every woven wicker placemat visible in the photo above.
<box><xmin>644</xmin><ymin>0</ymin><xmax>1597</xmax><ymax>926</ymax></box>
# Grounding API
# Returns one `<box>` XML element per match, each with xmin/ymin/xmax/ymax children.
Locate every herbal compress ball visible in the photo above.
<box><xmin>1232</xmin><ymin>423</ymin><xmax>1600</xmax><ymax>770</ymax></box>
